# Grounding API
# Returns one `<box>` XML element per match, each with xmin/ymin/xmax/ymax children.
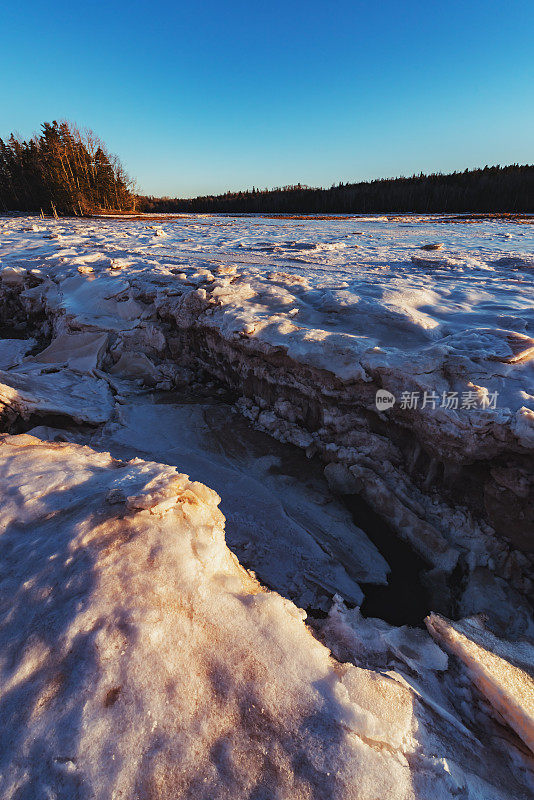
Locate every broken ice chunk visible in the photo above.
<box><xmin>426</xmin><ymin>613</ymin><xmax>534</xmax><ymax>755</ymax></box>
<box><xmin>0</xmin><ymin>339</ymin><xmax>36</xmax><ymax>370</ymax></box>
<box><xmin>0</xmin><ymin>364</ymin><xmax>114</xmax><ymax>427</ymax></box>
<box><xmin>32</xmin><ymin>331</ymin><xmax>109</xmax><ymax>374</ymax></box>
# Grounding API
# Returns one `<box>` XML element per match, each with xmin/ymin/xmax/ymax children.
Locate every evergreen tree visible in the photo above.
<box><xmin>138</xmin><ymin>165</ymin><xmax>533</xmax><ymax>215</ymax></box>
<box><xmin>0</xmin><ymin>120</ymin><xmax>135</xmax><ymax>214</ymax></box>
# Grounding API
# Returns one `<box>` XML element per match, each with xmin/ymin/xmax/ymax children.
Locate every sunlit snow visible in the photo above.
<box><xmin>0</xmin><ymin>213</ymin><xmax>533</xmax><ymax>798</ymax></box>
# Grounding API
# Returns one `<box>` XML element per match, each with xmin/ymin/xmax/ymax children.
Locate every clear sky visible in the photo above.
<box><xmin>1</xmin><ymin>0</ymin><xmax>533</xmax><ymax>197</ymax></box>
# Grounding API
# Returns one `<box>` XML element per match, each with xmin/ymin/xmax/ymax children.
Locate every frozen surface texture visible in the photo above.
<box><xmin>0</xmin><ymin>434</ymin><xmax>532</xmax><ymax>799</ymax></box>
<box><xmin>0</xmin><ymin>214</ymin><xmax>531</xmax><ymax>597</ymax></box>
<box><xmin>0</xmin><ymin>364</ymin><xmax>114</xmax><ymax>427</ymax></box>
<box><xmin>426</xmin><ymin>613</ymin><xmax>534</xmax><ymax>754</ymax></box>
<box><xmin>0</xmin><ymin>214</ymin><xmax>533</xmax><ymax>797</ymax></box>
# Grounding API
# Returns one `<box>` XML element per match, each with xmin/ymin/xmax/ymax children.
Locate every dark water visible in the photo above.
<box><xmin>344</xmin><ymin>494</ymin><xmax>432</xmax><ymax>627</ymax></box>
<box><xmin>0</xmin><ymin>325</ymin><xmax>28</xmax><ymax>339</ymax></box>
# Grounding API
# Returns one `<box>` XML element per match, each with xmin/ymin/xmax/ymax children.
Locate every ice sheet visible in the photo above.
<box><xmin>0</xmin><ymin>214</ymin><xmax>533</xmax><ymax>800</ymax></box>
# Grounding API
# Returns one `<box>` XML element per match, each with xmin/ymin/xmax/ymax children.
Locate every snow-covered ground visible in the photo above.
<box><xmin>0</xmin><ymin>213</ymin><xmax>533</xmax><ymax>798</ymax></box>
<box><xmin>2</xmin><ymin>213</ymin><xmax>533</xmax><ymax>414</ymax></box>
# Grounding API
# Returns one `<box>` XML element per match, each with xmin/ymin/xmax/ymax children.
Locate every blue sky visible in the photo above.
<box><xmin>1</xmin><ymin>1</ymin><xmax>532</xmax><ymax>196</ymax></box>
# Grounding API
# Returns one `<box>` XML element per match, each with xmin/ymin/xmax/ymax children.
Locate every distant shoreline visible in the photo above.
<box><xmin>137</xmin><ymin>164</ymin><xmax>534</xmax><ymax>216</ymax></box>
<box><xmin>2</xmin><ymin>210</ymin><xmax>533</xmax><ymax>224</ymax></box>
<box><xmin>38</xmin><ymin>211</ymin><xmax>534</xmax><ymax>223</ymax></box>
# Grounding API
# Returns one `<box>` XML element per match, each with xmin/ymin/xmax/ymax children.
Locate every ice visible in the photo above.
<box><xmin>323</xmin><ymin>597</ymin><xmax>449</xmax><ymax>673</ymax></box>
<box><xmin>0</xmin><ymin>363</ymin><xmax>114</xmax><ymax>427</ymax></box>
<box><xmin>0</xmin><ymin>433</ymin><xmax>413</xmax><ymax>799</ymax></box>
<box><xmin>32</xmin><ymin>330</ymin><xmax>109</xmax><ymax>373</ymax></box>
<box><xmin>512</xmin><ymin>406</ymin><xmax>534</xmax><ymax>448</ymax></box>
<box><xmin>323</xmin><ymin>600</ymin><xmax>534</xmax><ymax>797</ymax></box>
<box><xmin>109</xmin><ymin>350</ymin><xmax>163</xmax><ymax>385</ymax></box>
<box><xmin>0</xmin><ymin>214</ymin><xmax>533</xmax><ymax>796</ymax></box>
<box><xmin>0</xmin><ymin>433</ymin><xmax>532</xmax><ymax>798</ymax></box>
<box><xmin>0</xmin><ymin>338</ymin><xmax>36</xmax><ymax>369</ymax></box>
<box><xmin>325</xmin><ymin>461</ymin><xmax>459</xmax><ymax>569</ymax></box>
<box><xmin>94</xmin><ymin>396</ymin><xmax>388</xmax><ymax>607</ymax></box>
<box><xmin>426</xmin><ymin>614</ymin><xmax>534</xmax><ymax>755</ymax></box>
<box><xmin>0</xmin><ymin>214</ymin><xmax>531</xmax><ymax>585</ymax></box>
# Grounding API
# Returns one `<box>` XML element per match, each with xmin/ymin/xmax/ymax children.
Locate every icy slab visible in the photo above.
<box><xmin>0</xmin><ymin>338</ymin><xmax>36</xmax><ymax>369</ymax></box>
<box><xmin>0</xmin><ymin>363</ymin><xmax>114</xmax><ymax>426</ymax></box>
<box><xmin>323</xmin><ymin>598</ymin><xmax>449</xmax><ymax>673</ymax></box>
<box><xmin>426</xmin><ymin>613</ymin><xmax>534</xmax><ymax>755</ymax></box>
<box><xmin>322</xmin><ymin>600</ymin><xmax>534</xmax><ymax>798</ymax></box>
<box><xmin>96</xmin><ymin>397</ymin><xmax>389</xmax><ymax>607</ymax></box>
<box><xmin>109</xmin><ymin>350</ymin><xmax>163</xmax><ymax>385</ymax></box>
<box><xmin>32</xmin><ymin>330</ymin><xmax>109</xmax><ymax>373</ymax></box>
<box><xmin>0</xmin><ymin>433</ymin><xmax>531</xmax><ymax>799</ymax></box>
<box><xmin>46</xmin><ymin>272</ymin><xmax>146</xmax><ymax>332</ymax></box>
<box><xmin>0</xmin><ymin>433</ymin><xmax>416</xmax><ymax>799</ymax></box>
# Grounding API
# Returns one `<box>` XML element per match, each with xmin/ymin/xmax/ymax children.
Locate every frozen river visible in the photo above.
<box><xmin>0</xmin><ymin>213</ymin><xmax>533</xmax><ymax>799</ymax></box>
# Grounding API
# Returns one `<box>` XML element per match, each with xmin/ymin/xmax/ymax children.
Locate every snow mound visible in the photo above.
<box><xmin>0</xmin><ymin>433</ymin><xmax>416</xmax><ymax>799</ymax></box>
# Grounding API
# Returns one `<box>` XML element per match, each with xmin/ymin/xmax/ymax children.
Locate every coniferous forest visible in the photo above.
<box><xmin>139</xmin><ymin>164</ymin><xmax>533</xmax><ymax>215</ymax></box>
<box><xmin>0</xmin><ymin>122</ymin><xmax>532</xmax><ymax>216</ymax></box>
<box><xmin>0</xmin><ymin>121</ymin><xmax>135</xmax><ymax>215</ymax></box>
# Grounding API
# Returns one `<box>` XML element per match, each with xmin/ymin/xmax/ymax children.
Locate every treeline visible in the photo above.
<box><xmin>139</xmin><ymin>165</ymin><xmax>533</xmax><ymax>214</ymax></box>
<box><xmin>0</xmin><ymin>121</ymin><xmax>135</xmax><ymax>215</ymax></box>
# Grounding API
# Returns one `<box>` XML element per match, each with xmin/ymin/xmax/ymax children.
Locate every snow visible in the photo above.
<box><xmin>0</xmin><ymin>363</ymin><xmax>114</xmax><ymax>426</ymax></box>
<box><xmin>0</xmin><ymin>432</ymin><xmax>532</xmax><ymax>799</ymax></box>
<box><xmin>0</xmin><ymin>433</ymin><xmax>413</xmax><ymax>798</ymax></box>
<box><xmin>426</xmin><ymin>613</ymin><xmax>534</xmax><ymax>755</ymax></box>
<box><xmin>0</xmin><ymin>211</ymin><xmax>531</xmax><ymax>575</ymax></box>
<box><xmin>0</xmin><ymin>213</ymin><xmax>533</xmax><ymax>797</ymax></box>
<box><xmin>3</xmin><ymin>212</ymin><xmax>532</xmax><ymax>419</ymax></box>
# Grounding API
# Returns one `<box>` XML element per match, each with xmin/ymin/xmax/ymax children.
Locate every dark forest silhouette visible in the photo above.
<box><xmin>1</xmin><ymin>122</ymin><xmax>531</xmax><ymax>216</ymax></box>
<box><xmin>0</xmin><ymin>121</ymin><xmax>135</xmax><ymax>215</ymax></box>
<box><xmin>139</xmin><ymin>164</ymin><xmax>533</xmax><ymax>215</ymax></box>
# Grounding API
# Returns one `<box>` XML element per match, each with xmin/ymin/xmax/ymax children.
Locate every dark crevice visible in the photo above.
<box><xmin>1</xmin><ymin>412</ymin><xmax>98</xmax><ymax>437</ymax></box>
<box><xmin>0</xmin><ymin>324</ymin><xmax>29</xmax><ymax>339</ymax></box>
<box><xmin>343</xmin><ymin>493</ymin><xmax>433</xmax><ymax>627</ymax></box>
<box><xmin>0</xmin><ymin>314</ymin><xmax>515</xmax><ymax>630</ymax></box>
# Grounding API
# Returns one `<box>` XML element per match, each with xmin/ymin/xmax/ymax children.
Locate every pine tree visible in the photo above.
<box><xmin>0</xmin><ymin>120</ymin><xmax>135</xmax><ymax>214</ymax></box>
